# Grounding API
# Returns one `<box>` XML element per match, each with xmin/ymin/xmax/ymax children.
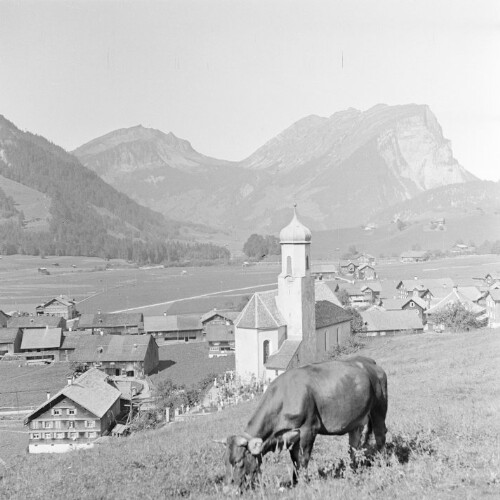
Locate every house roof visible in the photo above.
<box><xmin>340</xmin><ymin>260</ymin><xmax>358</xmax><ymax>268</ymax></box>
<box><xmin>0</xmin><ymin>328</ymin><xmax>20</xmax><ymax>344</ymax></box>
<box><xmin>397</xmin><ymin>278</ymin><xmax>454</xmax><ymax>297</ymax></box>
<box><xmin>380</xmin><ymin>298</ymin><xmax>405</xmax><ymax>310</ymax></box>
<box><xmin>206</xmin><ymin>324</ymin><xmax>234</xmax><ymax>342</ymax></box>
<box><xmin>200</xmin><ymin>309</ymin><xmax>240</xmax><ymax>324</ymax></box>
<box><xmin>235</xmin><ymin>290</ymin><xmax>286</xmax><ymax>329</ymax></box>
<box><xmin>25</xmin><ymin>368</ymin><xmax>121</xmax><ymax>423</ymax></box>
<box><xmin>144</xmin><ymin>315</ymin><xmax>202</xmax><ymax>333</ymax></box>
<box><xmin>315</xmin><ymin>301</ymin><xmax>352</xmax><ymax>328</ymax></box>
<box><xmin>265</xmin><ymin>340</ymin><xmax>301</xmax><ymax>370</ymax></box>
<box><xmin>457</xmin><ymin>286</ymin><xmax>483</xmax><ymax>302</ymax></box>
<box><xmin>360</xmin><ymin>281</ymin><xmax>382</xmax><ymax>293</ymax></box>
<box><xmin>314</xmin><ymin>281</ymin><xmax>342</xmax><ymax>307</ymax></box>
<box><xmin>70</xmin><ymin>334</ymin><xmax>155</xmax><ymax>363</ymax></box>
<box><xmin>487</xmin><ymin>289</ymin><xmax>500</xmax><ymax>301</ymax></box>
<box><xmin>337</xmin><ymin>283</ymin><xmax>364</xmax><ymax>297</ymax></box>
<box><xmin>361</xmin><ymin>308</ymin><xmax>423</xmax><ymax>332</ymax></box>
<box><xmin>78</xmin><ymin>312</ymin><xmax>143</xmax><ymax>329</ymax></box>
<box><xmin>311</xmin><ymin>263</ymin><xmax>337</xmax><ymax>274</ymax></box>
<box><xmin>358</xmin><ymin>263</ymin><xmax>375</xmax><ymax>271</ymax></box>
<box><xmin>8</xmin><ymin>316</ymin><xmax>64</xmax><ymax>329</ymax></box>
<box><xmin>21</xmin><ymin>328</ymin><xmax>62</xmax><ymax>350</ymax></box>
<box><xmin>402</xmin><ymin>296</ymin><xmax>428</xmax><ymax>310</ymax></box>
<box><xmin>39</xmin><ymin>295</ymin><xmax>75</xmax><ymax>308</ymax></box>
<box><xmin>426</xmin><ymin>288</ymin><xmax>486</xmax><ymax>315</ymax></box>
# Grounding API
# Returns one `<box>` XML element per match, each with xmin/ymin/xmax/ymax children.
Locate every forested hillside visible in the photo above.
<box><xmin>0</xmin><ymin>115</ymin><xmax>229</xmax><ymax>264</ymax></box>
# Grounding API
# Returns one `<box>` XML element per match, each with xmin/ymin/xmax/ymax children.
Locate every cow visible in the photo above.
<box><xmin>216</xmin><ymin>356</ymin><xmax>388</xmax><ymax>492</ymax></box>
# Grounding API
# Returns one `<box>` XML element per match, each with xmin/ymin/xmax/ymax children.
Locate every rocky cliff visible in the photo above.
<box><xmin>73</xmin><ymin>104</ymin><xmax>476</xmax><ymax>232</ymax></box>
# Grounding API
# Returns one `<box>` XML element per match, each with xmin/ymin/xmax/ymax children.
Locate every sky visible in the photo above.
<box><xmin>0</xmin><ymin>0</ymin><xmax>499</xmax><ymax>181</ymax></box>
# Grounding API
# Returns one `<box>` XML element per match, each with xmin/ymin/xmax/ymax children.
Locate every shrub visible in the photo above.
<box><xmin>328</xmin><ymin>335</ymin><xmax>365</xmax><ymax>360</ymax></box>
<box><xmin>430</xmin><ymin>302</ymin><xmax>488</xmax><ymax>332</ymax></box>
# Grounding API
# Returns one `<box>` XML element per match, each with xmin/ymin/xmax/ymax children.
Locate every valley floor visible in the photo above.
<box><xmin>1</xmin><ymin>329</ymin><xmax>499</xmax><ymax>499</ymax></box>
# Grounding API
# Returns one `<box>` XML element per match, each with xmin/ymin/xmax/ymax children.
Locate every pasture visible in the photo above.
<box><xmin>1</xmin><ymin>329</ymin><xmax>498</xmax><ymax>499</ymax></box>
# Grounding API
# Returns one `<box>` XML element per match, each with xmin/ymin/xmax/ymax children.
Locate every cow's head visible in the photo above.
<box><xmin>215</xmin><ymin>435</ymin><xmax>263</xmax><ymax>493</ymax></box>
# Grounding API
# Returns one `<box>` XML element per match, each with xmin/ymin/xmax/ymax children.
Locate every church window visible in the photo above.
<box><xmin>286</xmin><ymin>256</ymin><xmax>292</xmax><ymax>276</ymax></box>
<box><xmin>263</xmin><ymin>340</ymin><xmax>270</xmax><ymax>364</ymax></box>
<box><xmin>306</xmin><ymin>255</ymin><xmax>309</xmax><ymax>271</ymax></box>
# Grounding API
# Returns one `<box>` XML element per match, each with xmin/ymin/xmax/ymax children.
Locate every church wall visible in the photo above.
<box><xmin>315</xmin><ymin>320</ymin><xmax>352</xmax><ymax>359</ymax></box>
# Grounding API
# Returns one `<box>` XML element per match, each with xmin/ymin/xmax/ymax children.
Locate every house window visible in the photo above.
<box><xmin>87</xmin><ymin>432</ymin><xmax>97</xmax><ymax>439</ymax></box>
<box><xmin>43</xmin><ymin>421</ymin><xmax>53</xmax><ymax>429</ymax></box>
<box><xmin>44</xmin><ymin>433</ymin><xmax>52</xmax><ymax>440</ymax></box>
<box><xmin>68</xmin><ymin>421</ymin><xmax>75</xmax><ymax>429</ymax></box>
<box><xmin>31</xmin><ymin>421</ymin><xmax>40</xmax><ymax>430</ymax></box>
<box><xmin>85</xmin><ymin>420</ymin><xmax>96</xmax><ymax>428</ymax></box>
<box><xmin>67</xmin><ymin>408</ymin><xmax>76</xmax><ymax>416</ymax></box>
<box><xmin>56</xmin><ymin>432</ymin><xmax>65</xmax><ymax>439</ymax></box>
<box><xmin>31</xmin><ymin>433</ymin><xmax>41</xmax><ymax>440</ymax></box>
<box><xmin>263</xmin><ymin>340</ymin><xmax>270</xmax><ymax>364</ymax></box>
<box><xmin>70</xmin><ymin>432</ymin><xmax>79</xmax><ymax>440</ymax></box>
<box><xmin>52</xmin><ymin>408</ymin><xmax>62</xmax><ymax>416</ymax></box>
<box><xmin>410</xmin><ymin>302</ymin><xmax>415</xmax><ymax>307</ymax></box>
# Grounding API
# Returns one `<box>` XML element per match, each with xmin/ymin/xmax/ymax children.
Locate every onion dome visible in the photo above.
<box><xmin>279</xmin><ymin>205</ymin><xmax>312</xmax><ymax>243</ymax></box>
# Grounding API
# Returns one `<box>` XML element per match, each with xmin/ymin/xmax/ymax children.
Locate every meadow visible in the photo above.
<box><xmin>0</xmin><ymin>329</ymin><xmax>498</xmax><ymax>499</ymax></box>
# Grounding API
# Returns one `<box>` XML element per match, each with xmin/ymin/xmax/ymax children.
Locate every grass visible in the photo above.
<box><xmin>1</xmin><ymin>329</ymin><xmax>499</xmax><ymax>499</ymax></box>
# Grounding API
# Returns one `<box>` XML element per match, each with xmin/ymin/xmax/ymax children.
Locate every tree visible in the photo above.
<box><xmin>431</xmin><ymin>302</ymin><xmax>487</xmax><ymax>332</ymax></box>
<box><xmin>336</xmin><ymin>289</ymin><xmax>350</xmax><ymax>307</ymax></box>
<box><xmin>243</xmin><ymin>234</ymin><xmax>280</xmax><ymax>260</ymax></box>
<box><xmin>346</xmin><ymin>306</ymin><xmax>364</xmax><ymax>334</ymax></box>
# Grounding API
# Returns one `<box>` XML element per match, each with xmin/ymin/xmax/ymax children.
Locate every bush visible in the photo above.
<box><xmin>430</xmin><ymin>302</ymin><xmax>488</xmax><ymax>332</ymax></box>
<box><xmin>328</xmin><ymin>335</ymin><xmax>365</xmax><ymax>360</ymax></box>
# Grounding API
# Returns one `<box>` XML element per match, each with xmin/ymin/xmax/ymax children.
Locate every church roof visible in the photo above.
<box><xmin>235</xmin><ymin>290</ymin><xmax>286</xmax><ymax>329</ymax></box>
<box><xmin>315</xmin><ymin>301</ymin><xmax>352</xmax><ymax>328</ymax></box>
<box><xmin>314</xmin><ymin>281</ymin><xmax>342</xmax><ymax>307</ymax></box>
<box><xmin>279</xmin><ymin>206</ymin><xmax>311</xmax><ymax>244</ymax></box>
<box><xmin>265</xmin><ymin>340</ymin><xmax>301</xmax><ymax>370</ymax></box>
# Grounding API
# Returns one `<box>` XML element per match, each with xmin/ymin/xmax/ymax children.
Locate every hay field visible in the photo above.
<box><xmin>1</xmin><ymin>329</ymin><xmax>498</xmax><ymax>499</ymax></box>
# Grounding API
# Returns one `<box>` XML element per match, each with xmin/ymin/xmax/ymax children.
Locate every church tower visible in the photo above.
<box><xmin>276</xmin><ymin>206</ymin><xmax>316</xmax><ymax>362</ymax></box>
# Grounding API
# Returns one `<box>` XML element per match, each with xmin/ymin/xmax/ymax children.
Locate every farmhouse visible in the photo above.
<box><xmin>426</xmin><ymin>287</ymin><xmax>488</xmax><ymax>330</ymax></box>
<box><xmin>234</xmin><ymin>207</ymin><xmax>352</xmax><ymax>382</ymax></box>
<box><xmin>77</xmin><ymin>312</ymin><xmax>144</xmax><ymax>335</ymax></box>
<box><xmin>485</xmin><ymin>289</ymin><xmax>500</xmax><ymax>328</ymax></box>
<box><xmin>361</xmin><ymin>307</ymin><xmax>424</xmax><ymax>336</ymax></box>
<box><xmin>144</xmin><ymin>314</ymin><xmax>202</xmax><ymax>343</ymax></box>
<box><xmin>401</xmin><ymin>296</ymin><xmax>428</xmax><ymax>323</ymax></box>
<box><xmin>335</xmin><ymin>283</ymin><xmax>369</xmax><ymax>307</ymax></box>
<box><xmin>357</xmin><ymin>264</ymin><xmax>377</xmax><ymax>280</ymax></box>
<box><xmin>311</xmin><ymin>263</ymin><xmax>337</xmax><ymax>280</ymax></box>
<box><xmin>24</xmin><ymin>368</ymin><xmax>121</xmax><ymax>453</ymax></box>
<box><xmin>360</xmin><ymin>282</ymin><xmax>382</xmax><ymax>303</ymax></box>
<box><xmin>7</xmin><ymin>315</ymin><xmax>66</xmax><ymax>332</ymax></box>
<box><xmin>201</xmin><ymin>310</ymin><xmax>239</xmax><ymax>357</ymax></box>
<box><xmin>396</xmin><ymin>278</ymin><xmax>454</xmax><ymax>300</ymax></box>
<box><xmin>339</xmin><ymin>260</ymin><xmax>358</xmax><ymax>275</ymax></box>
<box><xmin>69</xmin><ymin>334</ymin><xmax>159</xmax><ymax>377</ymax></box>
<box><xmin>400</xmin><ymin>251</ymin><xmax>429</xmax><ymax>263</ymax></box>
<box><xmin>0</xmin><ymin>327</ymin><xmax>22</xmax><ymax>357</ymax></box>
<box><xmin>20</xmin><ymin>328</ymin><xmax>63</xmax><ymax>362</ymax></box>
<box><xmin>36</xmin><ymin>295</ymin><xmax>77</xmax><ymax>319</ymax></box>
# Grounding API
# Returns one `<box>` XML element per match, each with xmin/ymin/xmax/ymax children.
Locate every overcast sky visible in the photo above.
<box><xmin>0</xmin><ymin>0</ymin><xmax>498</xmax><ymax>180</ymax></box>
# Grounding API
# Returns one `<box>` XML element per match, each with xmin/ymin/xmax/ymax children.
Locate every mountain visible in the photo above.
<box><xmin>73</xmin><ymin>104</ymin><xmax>476</xmax><ymax>233</ymax></box>
<box><xmin>0</xmin><ymin>115</ymin><xmax>229</xmax><ymax>263</ymax></box>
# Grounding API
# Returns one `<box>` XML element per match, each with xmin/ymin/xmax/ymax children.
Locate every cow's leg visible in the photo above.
<box><xmin>348</xmin><ymin>424</ymin><xmax>364</xmax><ymax>467</ymax></box>
<box><xmin>370</xmin><ymin>411</ymin><xmax>387</xmax><ymax>451</ymax></box>
<box><xmin>289</xmin><ymin>431</ymin><xmax>316</xmax><ymax>485</ymax></box>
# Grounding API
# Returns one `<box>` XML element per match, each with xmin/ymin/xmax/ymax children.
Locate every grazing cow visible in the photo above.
<box><xmin>217</xmin><ymin>356</ymin><xmax>387</xmax><ymax>492</ymax></box>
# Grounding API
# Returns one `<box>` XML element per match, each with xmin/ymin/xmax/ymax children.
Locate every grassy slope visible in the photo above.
<box><xmin>1</xmin><ymin>330</ymin><xmax>499</xmax><ymax>499</ymax></box>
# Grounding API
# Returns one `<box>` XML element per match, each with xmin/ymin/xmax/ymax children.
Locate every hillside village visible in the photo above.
<box><xmin>1</xmin><ymin>208</ymin><xmax>499</xmax><ymax>457</ymax></box>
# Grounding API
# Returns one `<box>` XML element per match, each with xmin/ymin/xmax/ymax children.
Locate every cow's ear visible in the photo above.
<box><xmin>212</xmin><ymin>438</ymin><xmax>227</xmax><ymax>446</ymax></box>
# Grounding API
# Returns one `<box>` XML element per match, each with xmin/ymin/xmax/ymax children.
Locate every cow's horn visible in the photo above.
<box><xmin>212</xmin><ymin>438</ymin><xmax>227</xmax><ymax>446</ymax></box>
<box><xmin>234</xmin><ymin>435</ymin><xmax>249</xmax><ymax>447</ymax></box>
<box><xmin>248</xmin><ymin>437</ymin><xmax>263</xmax><ymax>455</ymax></box>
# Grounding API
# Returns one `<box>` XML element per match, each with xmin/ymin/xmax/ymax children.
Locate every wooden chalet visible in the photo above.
<box><xmin>0</xmin><ymin>328</ymin><xmax>22</xmax><ymax>358</ymax></box>
<box><xmin>357</xmin><ymin>263</ymin><xmax>377</xmax><ymax>280</ymax></box>
<box><xmin>20</xmin><ymin>328</ymin><xmax>63</xmax><ymax>362</ymax></box>
<box><xmin>24</xmin><ymin>368</ymin><xmax>121</xmax><ymax>453</ymax></box>
<box><xmin>77</xmin><ymin>312</ymin><xmax>144</xmax><ymax>335</ymax></box>
<box><xmin>201</xmin><ymin>309</ymin><xmax>239</xmax><ymax>357</ymax></box>
<box><xmin>68</xmin><ymin>334</ymin><xmax>159</xmax><ymax>377</ymax></box>
<box><xmin>339</xmin><ymin>260</ymin><xmax>358</xmax><ymax>275</ymax></box>
<box><xmin>36</xmin><ymin>295</ymin><xmax>77</xmax><ymax>319</ymax></box>
<box><xmin>144</xmin><ymin>314</ymin><xmax>203</xmax><ymax>343</ymax></box>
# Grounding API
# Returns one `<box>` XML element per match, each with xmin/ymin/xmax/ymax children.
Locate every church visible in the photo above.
<box><xmin>234</xmin><ymin>207</ymin><xmax>352</xmax><ymax>382</ymax></box>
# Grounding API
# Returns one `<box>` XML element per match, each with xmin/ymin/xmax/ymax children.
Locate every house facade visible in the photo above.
<box><xmin>36</xmin><ymin>295</ymin><xmax>77</xmax><ymax>319</ymax></box>
<box><xmin>201</xmin><ymin>310</ymin><xmax>239</xmax><ymax>357</ymax></box>
<box><xmin>20</xmin><ymin>328</ymin><xmax>63</xmax><ymax>362</ymax></box>
<box><xmin>77</xmin><ymin>312</ymin><xmax>144</xmax><ymax>335</ymax></box>
<box><xmin>361</xmin><ymin>307</ymin><xmax>424</xmax><ymax>336</ymax></box>
<box><xmin>485</xmin><ymin>289</ymin><xmax>500</xmax><ymax>328</ymax></box>
<box><xmin>24</xmin><ymin>369</ymin><xmax>121</xmax><ymax>453</ymax></box>
<box><xmin>0</xmin><ymin>328</ymin><xmax>22</xmax><ymax>357</ymax></box>
<box><xmin>357</xmin><ymin>264</ymin><xmax>377</xmax><ymax>280</ymax></box>
<box><xmin>144</xmin><ymin>314</ymin><xmax>203</xmax><ymax>343</ymax></box>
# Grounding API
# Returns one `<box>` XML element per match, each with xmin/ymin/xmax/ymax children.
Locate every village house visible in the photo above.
<box><xmin>234</xmin><ymin>207</ymin><xmax>352</xmax><ymax>383</ymax></box>
<box><xmin>360</xmin><ymin>282</ymin><xmax>382</xmax><ymax>304</ymax></box>
<box><xmin>0</xmin><ymin>328</ymin><xmax>22</xmax><ymax>358</ymax></box>
<box><xmin>144</xmin><ymin>314</ymin><xmax>203</xmax><ymax>343</ymax></box>
<box><xmin>335</xmin><ymin>283</ymin><xmax>368</xmax><ymax>307</ymax></box>
<box><xmin>24</xmin><ymin>368</ymin><xmax>121</xmax><ymax>453</ymax></box>
<box><xmin>399</xmin><ymin>251</ymin><xmax>429</xmax><ymax>263</ymax></box>
<box><xmin>401</xmin><ymin>295</ymin><xmax>428</xmax><ymax>323</ymax></box>
<box><xmin>200</xmin><ymin>309</ymin><xmax>239</xmax><ymax>357</ymax></box>
<box><xmin>358</xmin><ymin>253</ymin><xmax>376</xmax><ymax>265</ymax></box>
<box><xmin>425</xmin><ymin>287</ymin><xmax>488</xmax><ymax>330</ymax></box>
<box><xmin>356</xmin><ymin>263</ymin><xmax>377</xmax><ymax>280</ymax></box>
<box><xmin>485</xmin><ymin>289</ymin><xmax>500</xmax><ymax>328</ymax></box>
<box><xmin>7</xmin><ymin>315</ymin><xmax>66</xmax><ymax>333</ymax></box>
<box><xmin>361</xmin><ymin>307</ymin><xmax>424</xmax><ymax>336</ymax></box>
<box><xmin>311</xmin><ymin>263</ymin><xmax>337</xmax><ymax>280</ymax></box>
<box><xmin>77</xmin><ymin>312</ymin><xmax>144</xmax><ymax>335</ymax></box>
<box><xmin>339</xmin><ymin>260</ymin><xmax>358</xmax><ymax>275</ymax></box>
<box><xmin>36</xmin><ymin>295</ymin><xmax>77</xmax><ymax>319</ymax></box>
<box><xmin>0</xmin><ymin>310</ymin><xmax>10</xmax><ymax>327</ymax></box>
<box><xmin>68</xmin><ymin>334</ymin><xmax>159</xmax><ymax>377</ymax></box>
<box><xmin>20</xmin><ymin>327</ymin><xmax>63</xmax><ymax>362</ymax></box>
<box><xmin>396</xmin><ymin>278</ymin><xmax>454</xmax><ymax>300</ymax></box>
